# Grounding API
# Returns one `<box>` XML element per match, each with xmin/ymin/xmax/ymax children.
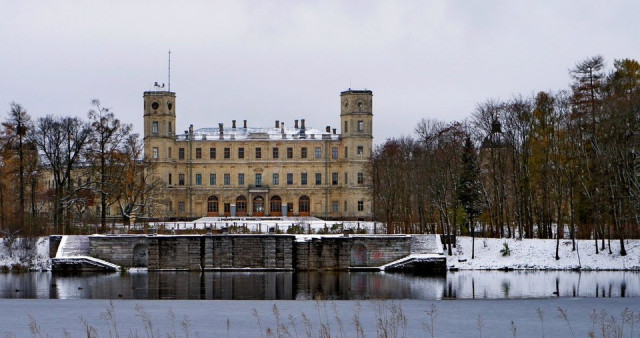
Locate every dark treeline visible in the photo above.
<box><xmin>368</xmin><ymin>56</ymin><xmax>640</xmax><ymax>256</ymax></box>
<box><xmin>0</xmin><ymin>100</ymin><xmax>164</xmax><ymax>237</ymax></box>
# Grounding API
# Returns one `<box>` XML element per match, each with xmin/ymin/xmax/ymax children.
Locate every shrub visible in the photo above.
<box><xmin>500</xmin><ymin>242</ymin><xmax>511</xmax><ymax>256</ymax></box>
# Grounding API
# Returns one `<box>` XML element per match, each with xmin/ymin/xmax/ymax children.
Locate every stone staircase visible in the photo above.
<box><xmin>56</xmin><ymin>235</ymin><xmax>90</xmax><ymax>257</ymax></box>
<box><xmin>379</xmin><ymin>234</ymin><xmax>446</xmax><ymax>273</ymax></box>
<box><xmin>52</xmin><ymin>235</ymin><xmax>120</xmax><ymax>272</ymax></box>
<box><xmin>411</xmin><ymin>234</ymin><xmax>444</xmax><ymax>254</ymax></box>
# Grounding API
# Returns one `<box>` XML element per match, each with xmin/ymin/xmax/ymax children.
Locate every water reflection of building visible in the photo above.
<box><xmin>143</xmin><ymin>89</ymin><xmax>373</xmax><ymax>220</ymax></box>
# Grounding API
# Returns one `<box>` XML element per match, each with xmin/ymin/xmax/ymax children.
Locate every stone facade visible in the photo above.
<box><xmin>143</xmin><ymin>89</ymin><xmax>373</xmax><ymax>220</ymax></box>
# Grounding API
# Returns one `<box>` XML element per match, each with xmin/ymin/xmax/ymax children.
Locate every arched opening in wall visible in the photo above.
<box><xmin>133</xmin><ymin>243</ymin><xmax>149</xmax><ymax>267</ymax></box>
<box><xmin>299</xmin><ymin>195</ymin><xmax>310</xmax><ymax>216</ymax></box>
<box><xmin>207</xmin><ymin>196</ymin><xmax>219</xmax><ymax>216</ymax></box>
<box><xmin>351</xmin><ymin>244</ymin><xmax>367</xmax><ymax>267</ymax></box>
<box><xmin>270</xmin><ymin>196</ymin><xmax>282</xmax><ymax>216</ymax></box>
<box><xmin>253</xmin><ymin>196</ymin><xmax>265</xmax><ymax>216</ymax></box>
<box><xmin>236</xmin><ymin>195</ymin><xmax>247</xmax><ymax>216</ymax></box>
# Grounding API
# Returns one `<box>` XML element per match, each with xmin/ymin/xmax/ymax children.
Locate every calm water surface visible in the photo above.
<box><xmin>0</xmin><ymin>270</ymin><xmax>637</xmax><ymax>300</ymax></box>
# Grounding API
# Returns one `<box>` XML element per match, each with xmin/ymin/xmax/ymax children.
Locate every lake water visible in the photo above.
<box><xmin>1</xmin><ymin>270</ymin><xmax>638</xmax><ymax>300</ymax></box>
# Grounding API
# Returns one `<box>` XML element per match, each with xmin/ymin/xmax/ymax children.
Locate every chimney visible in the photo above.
<box><xmin>294</xmin><ymin>120</ymin><xmax>299</xmax><ymax>129</ymax></box>
<box><xmin>301</xmin><ymin>119</ymin><xmax>306</xmax><ymax>130</ymax></box>
<box><xmin>243</xmin><ymin>120</ymin><xmax>247</xmax><ymax>128</ymax></box>
<box><xmin>189</xmin><ymin>124</ymin><xmax>193</xmax><ymax>134</ymax></box>
<box><xmin>219</xmin><ymin>123</ymin><xmax>224</xmax><ymax>139</ymax></box>
<box><xmin>232</xmin><ymin>120</ymin><xmax>236</xmax><ymax>129</ymax></box>
<box><xmin>275</xmin><ymin>120</ymin><xmax>280</xmax><ymax>128</ymax></box>
<box><xmin>333</xmin><ymin>128</ymin><xmax>336</xmax><ymax>134</ymax></box>
<box><xmin>326</xmin><ymin>126</ymin><xmax>331</xmax><ymax>133</ymax></box>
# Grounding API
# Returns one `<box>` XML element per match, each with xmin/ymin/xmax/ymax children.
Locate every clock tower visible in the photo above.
<box><xmin>143</xmin><ymin>90</ymin><xmax>176</xmax><ymax>160</ymax></box>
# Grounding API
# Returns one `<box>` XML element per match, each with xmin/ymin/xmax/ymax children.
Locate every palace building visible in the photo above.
<box><xmin>143</xmin><ymin>89</ymin><xmax>373</xmax><ymax>220</ymax></box>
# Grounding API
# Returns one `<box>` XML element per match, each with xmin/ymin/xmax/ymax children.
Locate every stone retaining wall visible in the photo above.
<box><xmin>85</xmin><ymin>234</ymin><xmax>417</xmax><ymax>271</ymax></box>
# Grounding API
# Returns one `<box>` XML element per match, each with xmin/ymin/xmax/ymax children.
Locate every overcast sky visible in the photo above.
<box><xmin>1</xmin><ymin>1</ymin><xmax>638</xmax><ymax>144</ymax></box>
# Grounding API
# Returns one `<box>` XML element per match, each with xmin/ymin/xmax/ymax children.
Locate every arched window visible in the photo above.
<box><xmin>299</xmin><ymin>195</ymin><xmax>310</xmax><ymax>216</ymax></box>
<box><xmin>207</xmin><ymin>196</ymin><xmax>219</xmax><ymax>214</ymax></box>
<box><xmin>207</xmin><ymin>196</ymin><xmax>218</xmax><ymax>212</ymax></box>
<box><xmin>236</xmin><ymin>195</ymin><xmax>247</xmax><ymax>215</ymax></box>
<box><xmin>270</xmin><ymin>196</ymin><xmax>282</xmax><ymax>215</ymax></box>
<box><xmin>253</xmin><ymin>196</ymin><xmax>265</xmax><ymax>214</ymax></box>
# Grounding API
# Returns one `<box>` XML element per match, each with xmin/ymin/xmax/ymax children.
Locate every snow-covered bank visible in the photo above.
<box><xmin>0</xmin><ymin>237</ymin><xmax>50</xmax><ymax>271</ymax></box>
<box><xmin>448</xmin><ymin>236</ymin><xmax>640</xmax><ymax>271</ymax></box>
<box><xmin>2</xmin><ymin>235</ymin><xmax>639</xmax><ymax>271</ymax></box>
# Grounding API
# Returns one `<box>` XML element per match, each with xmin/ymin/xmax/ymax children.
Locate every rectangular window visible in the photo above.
<box><xmin>255</xmin><ymin>147</ymin><xmax>262</xmax><ymax>159</ymax></box>
<box><xmin>195</xmin><ymin>147</ymin><xmax>202</xmax><ymax>159</ymax></box>
<box><xmin>168</xmin><ymin>201</ymin><xmax>173</xmax><ymax>212</ymax></box>
<box><xmin>301</xmin><ymin>147</ymin><xmax>307</xmax><ymax>158</ymax></box>
<box><xmin>344</xmin><ymin>172</ymin><xmax>348</xmax><ymax>185</ymax></box>
<box><xmin>272</xmin><ymin>147</ymin><xmax>279</xmax><ymax>159</ymax></box>
<box><xmin>287</xmin><ymin>147</ymin><xmax>293</xmax><ymax>159</ymax></box>
<box><xmin>224</xmin><ymin>148</ymin><xmax>230</xmax><ymax>159</ymax></box>
<box><xmin>152</xmin><ymin>121</ymin><xmax>158</xmax><ymax>134</ymax></box>
<box><xmin>358</xmin><ymin>120</ymin><xmax>364</xmax><ymax>132</ymax></box>
<box><xmin>179</xmin><ymin>148</ymin><xmax>185</xmax><ymax>160</ymax></box>
<box><xmin>168</xmin><ymin>173</ymin><xmax>172</xmax><ymax>185</ymax></box>
<box><xmin>332</xmin><ymin>201</ymin><xmax>339</xmax><ymax>212</ymax></box>
<box><xmin>238</xmin><ymin>147</ymin><xmax>244</xmax><ymax>159</ymax></box>
<box><xmin>358</xmin><ymin>200</ymin><xmax>364</xmax><ymax>211</ymax></box>
<box><xmin>224</xmin><ymin>174</ymin><xmax>230</xmax><ymax>185</ymax></box>
<box><xmin>357</xmin><ymin>146</ymin><xmax>364</xmax><ymax>157</ymax></box>
<box><xmin>210</xmin><ymin>173</ymin><xmax>216</xmax><ymax>185</ymax></box>
<box><xmin>344</xmin><ymin>201</ymin><xmax>348</xmax><ymax>212</ymax></box>
<box><xmin>344</xmin><ymin>147</ymin><xmax>348</xmax><ymax>158</ymax></box>
<box><xmin>272</xmin><ymin>173</ymin><xmax>279</xmax><ymax>185</ymax></box>
<box><xmin>344</xmin><ymin>120</ymin><xmax>348</xmax><ymax>133</ymax></box>
<box><xmin>224</xmin><ymin>203</ymin><xmax>231</xmax><ymax>213</ymax></box>
<box><xmin>332</xmin><ymin>172</ymin><xmax>338</xmax><ymax>185</ymax></box>
<box><xmin>238</xmin><ymin>173</ymin><xmax>244</xmax><ymax>186</ymax></box>
<box><xmin>152</xmin><ymin>147</ymin><xmax>158</xmax><ymax>159</ymax></box>
<box><xmin>332</xmin><ymin>147</ymin><xmax>338</xmax><ymax>159</ymax></box>
<box><xmin>195</xmin><ymin>174</ymin><xmax>202</xmax><ymax>185</ymax></box>
<box><xmin>168</xmin><ymin>147</ymin><xmax>172</xmax><ymax>159</ymax></box>
<box><xmin>315</xmin><ymin>173</ymin><xmax>322</xmax><ymax>185</ymax></box>
<box><xmin>301</xmin><ymin>173</ymin><xmax>307</xmax><ymax>185</ymax></box>
<box><xmin>255</xmin><ymin>173</ymin><xmax>262</xmax><ymax>186</ymax></box>
<box><xmin>210</xmin><ymin>147</ymin><xmax>216</xmax><ymax>159</ymax></box>
<box><xmin>168</xmin><ymin>121</ymin><xmax>172</xmax><ymax>135</ymax></box>
<box><xmin>315</xmin><ymin>147</ymin><xmax>322</xmax><ymax>159</ymax></box>
<box><xmin>287</xmin><ymin>173</ymin><xmax>293</xmax><ymax>185</ymax></box>
<box><xmin>357</xmin><ymin>172</ymin><xmax>364</xmax><ymax>184</ymax></box>
<box><xmin>179</xmin><ymin>173</ymin><xmax>185</xmax><ymax>186</ymax></box>
<box><xmin>178</xmin><ymin>202</ymin><xmax>185</xmax><ymax>213</ymax></box>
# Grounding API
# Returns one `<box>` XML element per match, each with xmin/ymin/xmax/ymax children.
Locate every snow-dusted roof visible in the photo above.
<box><xmin>175</xmin><ymin>126</ymin><xmax>341</xmax><ymax>141</ymax></box>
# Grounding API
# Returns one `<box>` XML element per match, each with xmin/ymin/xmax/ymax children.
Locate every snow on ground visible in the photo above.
<box><xmin>0</xmin><ymin>237</ymin><xmax>50</xmax><ymax>271</ymax></box>
<box><xmin>2</xmin><ymin>229</ymin><xmax>640</xmax><ymax>271</ymax></box>
<box><xmin>448</xmin><ymin>236</ymin><xmax>640</xmax><ymax>270</ymax></box>
<box><xmin>149</xmin><ymin>216</ymin><xmax>377</xmax><ymax>233</ymax></box>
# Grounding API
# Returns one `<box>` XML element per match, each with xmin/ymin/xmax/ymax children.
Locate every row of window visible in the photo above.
<box><xmin>168</xmin><ymin>172</ymin><xmax>365</xmax><ymax>186</ymax></box>
<box><xmin>151</xmin><ymin>145</ymin><xmax>365</xmax><ymax>160</ymax></box>
<box><xmin>169</xmin><ymin>195</ymin><xmax>365</xmax><ymax>214</ymax></box>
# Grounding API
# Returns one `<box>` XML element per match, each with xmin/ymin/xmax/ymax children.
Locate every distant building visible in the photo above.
<box><xmin>143</xmin><ymin>89</ymin><xmax>373</xmax><ymax>220</ymax></box>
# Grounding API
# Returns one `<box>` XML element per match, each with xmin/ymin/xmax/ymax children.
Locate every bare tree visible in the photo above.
<box><xmin>31</xmin><ymin>115</ymin><xmax>92</xmax><ymax>233</ymax></box>
<box><xmin>87</xmin><ymin>99</ymin><xmax>132</xmax><ymax>231</ymax></box>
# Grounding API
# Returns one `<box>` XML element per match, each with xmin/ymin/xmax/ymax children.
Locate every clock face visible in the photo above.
<box><xmin>151</xmin><ymin>102</ymin><xmax>159</xmax><ymax>110</ymax></box>
<box><xmin>357</xmin><ymin>101</ymin><xmax>363</xmax><ymax>109</ymax></box>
